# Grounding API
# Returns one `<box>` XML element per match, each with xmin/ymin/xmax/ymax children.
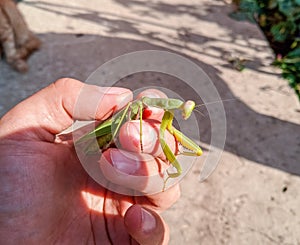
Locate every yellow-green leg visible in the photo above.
<box><xmin>160</xmin><ymin>111</ymin><xmax>182</xmax><ymax>177</ymax></box>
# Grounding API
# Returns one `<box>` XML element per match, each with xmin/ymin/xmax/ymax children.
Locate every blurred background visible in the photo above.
<box><xmin>0</xmin><ymin>0</ymin><xmax>299</xmax><ymax>244</ymax></box>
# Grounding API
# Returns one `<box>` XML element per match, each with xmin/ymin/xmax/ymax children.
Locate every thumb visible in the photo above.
<box><xmin>0</xmin><ymin>78</ymin><xmax>132</xmax><ymax>140</ymax></box>
<box><xmin>124</xmin><ymin>204</ymin><xmax>169</xmax><ymax>245</ymax></box>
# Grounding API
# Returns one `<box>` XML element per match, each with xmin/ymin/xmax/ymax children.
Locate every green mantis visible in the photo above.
<box><xmin>76</xmin><ymin>96</ymin><xmax>203</xmax><ymax>187</ymax></box>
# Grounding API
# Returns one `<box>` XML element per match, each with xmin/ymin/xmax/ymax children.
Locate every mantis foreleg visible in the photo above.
<box><xmin>171</xmin><ymin>127</ymin><xmax>203</xmax><ymax>156</ymax></box>
<box><xmin>160</xmin><ymin>110</ymin><xmax>203</xmax><ymax>182</ymax></box>
<box><xmin>160</xmin><ymin>111</ymin><xmax>182</xmax><ymax>179</ymax></box>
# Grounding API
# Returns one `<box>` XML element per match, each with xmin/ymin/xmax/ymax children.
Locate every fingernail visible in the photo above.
<box><xmin>116</xmin><ymin>91</ymin><xmax>132</xmax><ymax>109</ymax></box>
<box><xmin>110</xmin><ymin>149</ymin><xmax>140</xmax><ymax>175</ymax></box>
<box><xmin>103</xmin><ymin>87</ymin><xmax>131</xmax><ymax>95</ymax></box>
<box><xmin>137</xmin><ymin>89</ymin><xmax>168</xmax><ymax>99</ymax></box>
<box><xmin>141</xmin><ymin>207</ymin><xmax>157</xmax><ymax>234</ymax></box>
<box><xmin>99</xmin><ymin>87</ymin><xmax>133</xmax><ymax>109</ymax></box>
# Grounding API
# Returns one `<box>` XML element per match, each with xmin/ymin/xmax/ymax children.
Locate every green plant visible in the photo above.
<box><xmin>230</xmin><ymin>0</ymin><xmax>300</xmax><ymax>100</ymax></box>
<box><xmin>273</xmin><ymin>47</ymin><xmax>300</xmax><ymax>97</ymax></box>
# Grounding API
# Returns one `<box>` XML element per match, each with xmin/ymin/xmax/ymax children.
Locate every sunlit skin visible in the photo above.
<box><xmin>82</xmin><ymin>96</ymin><xmax>202</xmax><ymax>184</ymax></box>
<box><xmin>0</xmin><ymin>78</ymin><xmax>180</xmax><ymax>245</ymax></box>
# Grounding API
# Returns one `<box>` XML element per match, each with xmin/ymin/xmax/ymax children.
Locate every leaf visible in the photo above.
<box><xmin>291</xmin><ymin>41</ymin><xmax>298</xmax><ymax>49</ymax></box>
<box><xmin>286</xmin><ymin>47</ymin><xmax>300</xmax><ymax>58</ymax></box>
<box><xmin>270</xmin><ymin>21</ymin><xmax>297</xmax><ymax>42</ymax></box>
<box><xmin>295</xmin><ymin>0</ymin><xmax>300</xmax><ymax>6</ymax></box>
<box><xmin>268</xmin><ymin>0</ymin><xmax>278</xmax><ymax>9</ymax></box>
<box><xmin>290</xmin><ymin>7</ymin><xmax>300</xmax><ymax>20</ymax></box>
<box><xmin>76</xmin><ymin>118</ymin><xmax>113</xmax><ymax>144</ymax></box>
<box><xmin>239</xmin><ymin>0</ymin><xmax>260</xmax><ymax>14</ymax></box>
<box><xmin>278</xmin><ymin>0</ymin><xmax>295</xmax><ymax>17</ymax></box>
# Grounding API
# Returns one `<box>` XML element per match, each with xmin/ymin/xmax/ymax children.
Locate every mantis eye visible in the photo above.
<box><xmin>182</xmin><ymin>100</ymin><xmax>195</xmax><ymax>120</ymax></box>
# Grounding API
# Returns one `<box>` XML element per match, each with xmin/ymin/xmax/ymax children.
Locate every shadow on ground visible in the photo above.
<box><xmin>24</xmin><ymin>0</ymin><xmax>275</xmax><ymax>72</ymax></box>
<box><xmin>1</xmin><ymin>31</ymin><xmax>299</xmax><ymax>178</ymax></box>
<box><xmin>0</xmin><ymin>1</ymin><xmax>299</xmax><ymax>178</ymax></box>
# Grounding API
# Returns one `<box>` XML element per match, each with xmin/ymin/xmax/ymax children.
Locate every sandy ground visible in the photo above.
<box><xmin>1</xmin><ymin>0</ymin><xmax>300</xmax><ymax>244</ymax></box>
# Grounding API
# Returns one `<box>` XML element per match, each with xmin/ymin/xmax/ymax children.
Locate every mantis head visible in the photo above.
<box><xmin>181</xmin><ymin>100</ymin><xmax>195</xmax><ymax>120</ymax></box>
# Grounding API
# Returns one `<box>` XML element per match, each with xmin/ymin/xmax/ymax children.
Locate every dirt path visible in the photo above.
<box><xmin>1</xmin><ymin>0</ymin><xmax>299</xmax><ymax>244</ymax></box>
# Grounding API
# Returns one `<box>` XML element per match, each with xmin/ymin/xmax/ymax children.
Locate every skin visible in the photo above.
<box><xmin>0</xmin><ymin>78</ymin><xmax>180</xmax><ymax>245</ymax></box>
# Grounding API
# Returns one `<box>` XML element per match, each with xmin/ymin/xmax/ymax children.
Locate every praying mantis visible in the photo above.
<box><xmin>76</xmin><ymin>96</ymin><xmax>203</xmax><ymax>188</ymax></box>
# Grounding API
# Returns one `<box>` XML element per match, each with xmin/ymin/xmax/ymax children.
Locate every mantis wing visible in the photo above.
<box><xmin>75</xmin><ymin>118</ymin><xmax>113</xmax><ymax>144</ymax></box>
<box><xmin>76</xmin><ymin>100</ymin><xmax>140</xmax><ymax>145</ymax></box>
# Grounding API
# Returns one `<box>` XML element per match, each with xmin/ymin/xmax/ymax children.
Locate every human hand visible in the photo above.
<box><xmin>0</xmin><ymin>78</ymin><xmax>179</xmax><ymax>244</ymax></box>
